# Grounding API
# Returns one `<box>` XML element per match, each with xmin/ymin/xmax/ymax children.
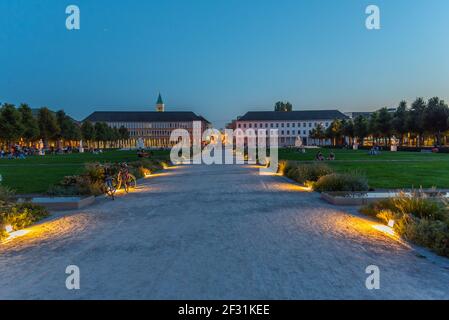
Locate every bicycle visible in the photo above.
<box><xmin>103</xmin><ymin>166</ymin><xmax>118</xmax><ymax>200</ymax></box>
<box><xmin>116</xmin><ymin>163</ymin><xmax>137</xmax><ymax>193</ymax></box>
<box><xmin>104</xmin><ymin>175</ymin><xmax>118</xmax><ymax>200</ymax></box>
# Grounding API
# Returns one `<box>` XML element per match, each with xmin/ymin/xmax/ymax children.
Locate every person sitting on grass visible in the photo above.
<box><xmin>315</xmin><ymin>151</ymin><xmax>324</xmax><ymax>161</ymax></box>
<box><xmin>327</xmin><ymin>152</ymin><xmax>335</xmax><ymax>161</ymax></box>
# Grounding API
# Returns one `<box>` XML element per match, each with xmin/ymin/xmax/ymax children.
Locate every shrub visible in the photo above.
<box><xmin>360</xmin><ymin>198</ymin><xmax>398</xmax><ymax>218</ymax></box>
<box><xmin>360</xmin><ymin>192</ymin><xmax>449</xmax><ymax>257</ymax></box>
<box><xmin>47</xmin><ymin>158</ymin><xmax>170</xmax><ymax>196</ymax></box>
<box><xmin>360</xmin><ymin>191</ymin><xmax>448</xmax><ymax>221</ymax></box>
<box><xmin>0</xmin><ymin>214</ymin><xmax>6</xmax><ymax>239</ymax></box>
<box><xmin>278</xmin><ymin>160</ymin><xmax>296</xmax><ymax>176</ymax></box>
<box><xmin>406</xmin><ymin>219</ymin><xmax>449</xmax><ymax>257</ymax></box>
<box><xmin>0</xmin><ymin>185</ymin><xmax>15</xmax><ymax>202</ymax></box>
<box><xmin>0</xmin><ymin>202</ymin><xmax>49</xmax><ymax>240</ymax></box>
<box><xmin>393</xmin><ymin>191</ymin><xmax>446</xmax><ymax>221</ymax></box>
<box><xmin>293</xmin><ymin>163</ymin><xmax>334</xmax><ymax>184</ymax></box>
<box><xmin>84</xmin><ymin>163</ymin><xmax>106</xmax><ymax>182</ymax></box>
<box><xmin>4</xmin><ymin>203</ymin><xmax>49</xmax><ymax>231</ymax></box>
<box><xmin>314</xmin><ymin>172</ymin><xmax>369</xmax><ymax>192</ymax></box>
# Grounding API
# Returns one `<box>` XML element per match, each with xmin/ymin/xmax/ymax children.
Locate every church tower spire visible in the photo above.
<box><xmin>156</xmin><ymin>93</ymin><xmax>165</xmax><ymax>112</ymax></box>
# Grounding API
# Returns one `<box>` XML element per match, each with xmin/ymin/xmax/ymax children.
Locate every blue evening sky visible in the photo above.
<box><xmin>1</xmin><ymin>0</ymin><xmax>448</xmax><ymax>128</ymax></box>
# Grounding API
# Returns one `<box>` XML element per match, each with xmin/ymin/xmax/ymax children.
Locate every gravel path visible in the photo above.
<box><xmin>1</xmin><ymin>164</ymin><xmax>448</xmax><ymax>300</ymax></box>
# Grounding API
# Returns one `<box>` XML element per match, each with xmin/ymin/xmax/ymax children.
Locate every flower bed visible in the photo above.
<box><xmin>277</xmin><ymin>160</ymin><xmax>369</xmax><ymax>192</ymax></box>
<box><xmin>47</xmin><ymin>158</ymin><xmax>171</xmax><ymax>196</ymax></box>
<box><xmin>0</xmin><ymin>186</ymin><xmax>49</xmax><ymax>241</ymax></box>
<box><xmin>360</xmin><ymin>191</ymin><xmax>449</xmax><ymax>257</ymax></box>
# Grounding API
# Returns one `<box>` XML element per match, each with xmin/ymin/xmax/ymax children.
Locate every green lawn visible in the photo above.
<box><xmin>279</xmin><ymin>148</ymin><xmax>449</xmax><ymax>189</ymax></box>
<box><xmin>0</xmin><ymin>150</ymin><xmax>170</xmax><ymax>194</ymax></box>
<box><xmin>2</xmin><ymin>148</ymin><xmax>448</xmax><ymax>193</ymax></box>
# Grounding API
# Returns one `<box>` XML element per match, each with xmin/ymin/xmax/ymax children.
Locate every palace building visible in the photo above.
<box><xmin>234</xmin><ymin>110</ymin><xmax>348</xmax><ymax>147</ymax></box>
<box><xmin>84</xmin><ymin>94</ymin><xmax>210</xmax><ymax>148</ymax></box>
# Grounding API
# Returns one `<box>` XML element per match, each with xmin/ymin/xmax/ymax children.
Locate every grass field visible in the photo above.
<box><xmin>2</xmin><ymin>148</ymin><xmax>448</xmax><ymax>194</ymax></box>
<box><xmin>0</xmin><ymin>150</ymin><xmax>170</xmax><ymax>194</ymax></box>
<box><xmin>279</xmin><ymin>148</ymin><xmax>449</xmax><ymax>189</ymax></box>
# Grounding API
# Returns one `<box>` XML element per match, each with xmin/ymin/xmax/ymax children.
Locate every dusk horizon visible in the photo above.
<box><xmin>2</xmin><ymin>0</ymin><xmax>449</xmax><ymax>309</ymax></box>
<box><xmin>2</xmin><ymin>0</ymin><xmax>449</xmax><ymax>128</ymax></box>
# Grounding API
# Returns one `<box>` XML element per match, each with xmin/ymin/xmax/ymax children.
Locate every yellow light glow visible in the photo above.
<box><xmin>373</xmin><ymin>224</ymin><xmax>396</xmax><ymax>237</ymax></box>
<box><xmin>274</xmin><ymin>183</ymin><xmax>313</xmax><ymax>192</ymax></box>
<box><xmin>388</xmin><ymin>219</ymin><xmax>395</xmax><ymax>228</ymax></box>
<box><xmin>1</xmin><ymin>213</ymin><xmax>92</xmax><ymax>247</ymax></box>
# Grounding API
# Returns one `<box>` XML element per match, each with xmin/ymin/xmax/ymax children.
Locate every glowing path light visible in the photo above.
<box><xmin>372</xmin><ymin>220</ymin><xmax>396</xmax><ymax>238</ymax></box>
<box><xmin>2</xmin><ymin>225</ymin><xmax>30</xmax><ymax>243</ymax></box>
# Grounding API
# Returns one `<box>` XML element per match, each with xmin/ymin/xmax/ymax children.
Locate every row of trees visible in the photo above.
<box><xmin>309</xmin><ymin>97</ymin><xmax>449</xmax><ymax>147</ymax></box>
<box><xmin>0</xmin><ymin>103</ymin><xmax>130</xmax><ymax>149</ymax></box>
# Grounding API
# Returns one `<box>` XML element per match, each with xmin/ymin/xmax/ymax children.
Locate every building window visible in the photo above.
<box><xmin>286</xmin><ymin>123</ymin><xmax>290</xmax><ymax>128</ymax></box>
<box><xmin>270</xmin><ymin>123</ymin><xmax>274</xmax><ymax>128</ymax></box>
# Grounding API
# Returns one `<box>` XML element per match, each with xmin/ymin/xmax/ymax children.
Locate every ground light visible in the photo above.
<box><xmin>372</xmin><ymin>220</ymin><xmax>396</xmax><ymax>238</ymax></box>
<box><xmin>3</xmin><ymin>225</ymin><xmax>30</xmax><ymax>243</ymax></box>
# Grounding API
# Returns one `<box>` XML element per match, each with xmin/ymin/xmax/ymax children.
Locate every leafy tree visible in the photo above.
<box><xmin>309</xmin><ymin>123</ymin><xmax>325</xmax><ymax>145</ymax></box>
<box><xmin>341</xmin><ymin>119</ymin><xmax>354</xmax><ymax>145</ymax></box>
<box><xmin>0</xmin><ymin>103</ymin><xmax>23</xmax><ymax>148</ymax></box>
<box><xmin>353</xmin><ymin>115</ymin><xmax>368</xmax><ymax>144</ymax></box>
<box><xmin>325</xmin><ymin>119</ymin><xmax>343</xmax><ymax>146</ymax></box>
<box><xmin>18</xmin><ymin>103</ymin><xmax>39</xmax><ymax>143</ymax></box>
<box><xmin>81</xmin><ymin>121</ymin><xmax>95</xmax><ymax>144</ymax></box>
<box><xmin>368</xmin><ymin>112</ymin><xmax>380</xmax><ymax>144</ymax></box>
<box><xmin>94</xmin><ymin>122</ymin><xmax>109</xmax><ymax>147</ymax></box>
<box><xmin>424</xmin><ymin>97</ymin><xmax>449</xmax><ymax>146</ymax></box>
<box><xmin>118</xmin><ymin>125</ymin><xmax>130</xmax><ymax>140</ymax></box>
<box><xmin>376</xmin><ymin>107</ymin><xmax>392</xmax><ymax>145</ymax></box>
<box><xmin>274</xmin><ymin>101</ymin><xmax>293</xmax><ymax>112</ymax></box>
<box><xmin>407</xmin><ymin>97</ymin><xmax>426</xmax><ymax>147</ymax></box>
<box><xmin>56</xmin><ymin>110</ymin><xmax>81</xmax><ymax>143</ymax></box>
<box><xmin>392</xmin><ymin>101</ymin><xmax>408</xmax><ymax>145</ymax></box>
<box><xmin>37</xmin><ymin>107</ymin><xmax>60</xmax><ymax>146</ymax></box>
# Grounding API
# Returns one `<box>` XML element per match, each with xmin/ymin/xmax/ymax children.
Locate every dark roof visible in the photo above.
<box><xmin>83</xmin><ymin>111</ymin><xmax>208</xmax><ymax>123</ymax></box>
<box><xmin>197</xmin><ymin>115</ymin><xmax>211</xmax><ymax>124</ymax></box>
<box><xmin>238</xmin><ymin>110</ymin><xmax>348</xmax><ymax>121</ymax></box>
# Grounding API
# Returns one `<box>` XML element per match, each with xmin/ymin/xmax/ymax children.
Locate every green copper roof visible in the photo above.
<box><xmin>156</xmin><ymin>93</ymin><xmax>164</xmax><ymax>105</ymax></box>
